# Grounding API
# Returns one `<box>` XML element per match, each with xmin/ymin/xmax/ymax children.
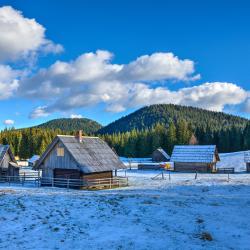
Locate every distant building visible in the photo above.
<box><xmin>0</xmin><ymin>145</ymin><xmax>19</xmax><ymax>177</ymax></box>
<box><xmin>28</xmin><ymin>155</ymin><xmax>40</xmax><ymax>167</ymax></box>
<box><xmin>152</xmin><ymin>148</ymin><xmax>170</xmax><ymax>162</ymax></box>
<box><xmin>35</xmin><ymin>131</ymin><xmax>126</xmax><ymax>183</ymax></box>
<box><xmin>170</xmin><ymin>145</ymin><xmax>220</xmax><ymax>172</ymax></box>
<box><xmin>244</xmin><ymin>151</ymin><xmax>250</xmax><ymax>172</ymax></box>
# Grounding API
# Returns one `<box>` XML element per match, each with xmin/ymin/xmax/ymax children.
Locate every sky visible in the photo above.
<box><xmin>0</xmin><ymin>0</ymin><xmax>250</xmax><ymax>129</ymax></box>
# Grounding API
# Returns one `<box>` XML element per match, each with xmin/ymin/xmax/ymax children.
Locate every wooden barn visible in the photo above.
<box><xmin>244</xmin><ymin>151</ymin><xmax>250</xmax><ymax>172</ymax></box>
<box><xmin>35</xmin><ymin>131</ymin><xmax>126</xmax><ymax>186</ymax></box>
<box><xmin>152</xmin><ymin>148</ymin><xmax>170</xmax><ymax>162</ymax></box>
<box><xmin>170</xmin><ymin>145</ymin><xmax>220</xmax><ymax>172</ymax></box>
<box><xmin>0</xmin><ymin>145</ymin><xmax>19</xmax><ymax>177</ymax></box>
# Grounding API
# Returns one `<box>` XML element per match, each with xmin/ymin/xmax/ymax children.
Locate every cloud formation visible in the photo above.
<box><xmin>0</xmin><ymin>6</ymin><xmax>63</xmax><ymax>63</ymax></box>
<box><xmin>3</xmin><ymin>119</ymin><xmax>14</xmax><ymax>125</ymax></box>
<box><xmin>70</xmin><ymin>114</ymin><xmax>83</xmax><ymax>119</ymax></box>
<box><xmin>0</xmin><ymin>65</ymin><xmax>19</xmax><ymax>99</ymax></box>
<box><xmin>22</xmin><ymin>50</ymin><xmax>249</xmax><ymax>118</ymax></box>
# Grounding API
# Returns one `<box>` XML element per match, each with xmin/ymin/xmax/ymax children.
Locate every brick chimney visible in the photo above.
<box><xmin>76</xmin><ymin>130</ymin><xmax>83</xmax><ymax>143</ymax></box>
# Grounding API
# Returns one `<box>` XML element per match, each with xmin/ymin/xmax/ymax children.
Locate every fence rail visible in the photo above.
<box><xmin>0</xmin><ymin>175</ymin><xmax>128</xmax><ymax>190</ymax></box>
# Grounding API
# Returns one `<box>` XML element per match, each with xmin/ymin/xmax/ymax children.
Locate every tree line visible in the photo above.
<box><xmin>0</xmin><ymin>120</ymin><xmax>250</xmax><ymax>159</ymax></box>
<box><xmin>102</xmin><ymin>121</ymin><xmax>250</xmax><ymax>157</ymax></box>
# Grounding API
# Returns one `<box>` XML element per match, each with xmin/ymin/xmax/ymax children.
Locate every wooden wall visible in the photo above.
<box><xmin>42</xmin><ymin>141</ymin><xmax>78</xmax><ymax>178</ymax></box>
<box><xmin>81</xmin><ymin>171</ymin><xmax>112</xmax><ymax>181</ymax></box>
<box><xmin>174</xmin><ymin>162</ymin><xmax>213</xmax><ymax>172</ymax></box>
<box><xmin>247</xmin><ymin>163</ymin><xmax>250</xmax><ymax>172</ymax></box>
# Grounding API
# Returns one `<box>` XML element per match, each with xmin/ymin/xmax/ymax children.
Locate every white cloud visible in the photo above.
<box><xmin>119</xmin><ymin>52</ymin><xmax>200</xmax><ymax>82</ymax></box>
<box><xmin>70</xmin><ymin>114</ymin><xmax>82</xmax><ymax>119</ymax></box>
<box><xmin>30</xmin><ymin>82</ymin><xmax>248</xmax><ymax>117</ymax></box>
<box><xmin>3</xmin><ymin>119</ymin><xmax>14</xmax><ymax>125</ymax></box>
<box><xmin>19</xmin><ymin>50</ymin><xmax>199</xmax><ymax>99</ymax></box>
<box><xmin>0</xmin><ymin>65</ymin><xmax>19</xmax><ymax>99</ymax></box>
<box><xmin>29</xmin><ymin>106</ymin><xmax>50</xmax><ymax>119</ymax></box>
<box><xmin>0</xmin><ymin>6</ymin><xmax>63</xmax><ymax>62</ymax></box>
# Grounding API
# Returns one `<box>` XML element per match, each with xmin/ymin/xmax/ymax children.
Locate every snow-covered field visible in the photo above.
<box><xmin>0</xmin><ymin>151</ymin><xmax>249</xmax><ymax>250</ymax></box>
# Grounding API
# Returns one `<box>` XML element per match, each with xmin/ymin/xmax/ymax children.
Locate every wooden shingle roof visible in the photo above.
<box><xmin>153</xmin><ymin>148</ymin><xmax>170</xmax><ymax>160</ymax></box>
<box><xmin>36</xmin><ymin>135</ymin><xmax>126</xmax><ymax>173</ymax></box>
<box><xmin>0</xmin><ymin>144</ymin><xmax>16</xmax><ymax>166</ymax></box>
<box><xmin>170</xmin><ymin>145</ymin><xmax>220</xmax><ymax>163</ymax></box>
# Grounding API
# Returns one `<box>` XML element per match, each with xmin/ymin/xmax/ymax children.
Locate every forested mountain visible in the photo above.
<box><xmin>0</xmin><ymin>104</ymin><xmax>250</xmax><ymax>159</ymax></box>
<box><xmin>36</xmin><ymin>118</ymin><xmax>102</xmax><ymax>134</ymax></box>
<box><xmin>99</xmin><ymin>104</ymin><xmax>250</xmax><ymax>157</ymax></box>
<box><xmin>99</xmin><ymin>104</ymin><xmax>248</xmax><ymax>134</ymax></box>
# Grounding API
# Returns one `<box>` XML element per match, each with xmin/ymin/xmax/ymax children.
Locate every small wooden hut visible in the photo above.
<box><xmin>152</xmin><ymin>148</ymin><xmax>170</xmax><ymax>162</ymax></box>
<box><xmin>28</xmin><ymin>155</ymin><xmax>40</xmax><ymax>167</ymax></box>
<box><xmin>0</xmin><ymin>145</ymin><xmax>19</xmax><ymax>177</ymax></box>
<box><xmin>35</xmin><ymin>131</ymin><xmax>126</xmax><ymax>186</ymax></box>
<box><xmin>244</xmin><ymin>151</ymin><xmax>250</xmax><ymax>172</ymax></box>
<box><xmin>170</xmin><ymin>145</ymin><xmax>220</xmax><ymax>172</ymax></box>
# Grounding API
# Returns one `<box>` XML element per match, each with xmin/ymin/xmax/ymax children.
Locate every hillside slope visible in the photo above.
<box><xmin>36</xmin><ymin>118</ymin><xmax>102</xmax><ymax>134</ymax></box>
<box><xmin>98</xmin><ymin>104</ymin><xmax>249</xmax><ymax>134</ymax></box>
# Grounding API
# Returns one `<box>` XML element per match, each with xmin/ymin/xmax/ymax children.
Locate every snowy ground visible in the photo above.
<box><xmin>1</xmin><ymin>170</ymin><xmax>250</xmax><ymax>250</ymax></box>
<box><xmin>0</xmin><ymin>151</ymin><xmax>249</xmax><ymax>249</ymax></box>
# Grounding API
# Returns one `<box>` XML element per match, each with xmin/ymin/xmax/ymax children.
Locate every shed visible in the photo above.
<box><xmin>152</xmin><ymin>148</ymin><xmax>170</xmax><ymax>162</ymax></box>
<box><xmin>28</xmin><ymin>155</ymin><xmax>40</xmax><ymax>167</ymax></box>
<box><xmin>170</xmin><ymin>145</ymin><xmax>220</xmax><ymax>172</ymax></box>
<box><xmin>244</xmin><ymin>151</ymin><xmax>250</xmax><ymax>172</ymax></box>
<box><xmin>35</xmin><ymin>131</ymin><xmax>126</xmax><ymax>183</ymax></box>
<box><xmin>0</xmin><ymin>145</ymin><xmax>19</xmax><ymax>177</ymax></box>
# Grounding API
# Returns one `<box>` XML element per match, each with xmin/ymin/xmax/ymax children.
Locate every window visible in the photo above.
<box><xmin>57</xmin><ymin>147</ymin><xmax>64</xmax><ymax>157</ymax></box>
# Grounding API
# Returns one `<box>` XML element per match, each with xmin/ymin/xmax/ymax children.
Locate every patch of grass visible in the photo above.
<box><xmin>200</xmin><ymin>231</ymin><xmax>213</xmax><ymax>241</ymax></box>
<box><xmin>196</xmin><ymin>218</ymin><xmax>204</xmax><ymax>224</ymax></box>
<box><xmin>142</xmin><ymin>200</ymin><xmax>153</xmax><ymax>205</ymax></box>
<box><xmin>52</xmin><ymin>227</ymin><xmax>60</xmax><ymax>232</ymax></box>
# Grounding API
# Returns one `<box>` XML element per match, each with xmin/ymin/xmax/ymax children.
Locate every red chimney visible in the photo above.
<box><xmin>76</xmin><ymin>130</ymin><xmax>83</xmax><ymax>143</ymax></box>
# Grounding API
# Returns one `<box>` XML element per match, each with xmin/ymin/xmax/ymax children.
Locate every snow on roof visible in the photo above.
<box><xmin>170</xmin><ymin>145</ymin><xmax>219</xmax><ymax>163</ymax></box>
<box><xmin>28</xmin><ymin>155</ymin><xmax>40</xmax><ymax>164</ymax></box>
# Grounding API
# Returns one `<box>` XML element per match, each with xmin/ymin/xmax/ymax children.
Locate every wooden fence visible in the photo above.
<box><xmin>0</xmin><ymin>175</ymin><xmax>129</xmax><ymax>190</ymax></box>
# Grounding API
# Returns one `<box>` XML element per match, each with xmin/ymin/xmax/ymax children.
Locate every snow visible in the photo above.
<box><xmin>0</xmin><ymin>151</ymin><xmax>250</xmax><ymax>249</ymax></box>
<box><xmin>217</xmin><ymin>151</ymin><xmax>247</xmax><ymax>172</ymax></box>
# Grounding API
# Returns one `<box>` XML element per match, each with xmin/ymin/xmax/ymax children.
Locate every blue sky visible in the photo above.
<box><xmin>0</xmin><ymin>0</ymin><xmax>250</xmax><ymax>129</ymax></box>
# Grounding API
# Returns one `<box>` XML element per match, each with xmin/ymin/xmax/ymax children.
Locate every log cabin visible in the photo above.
<box><xmin>170</xmin><ymin>145</ymin><xmax>220</xmax><ymax>172</ymax></box>
<box><xmin>152</xmin><ymin>148</ymin><xmax>170</xmax><ymax>162</ymax></box>
<box><xmin>35</xmin><ymin>131</ymin><xmax>126</xmax><ymax>184</ymax></box>
<box><xmin>0</xmin><ymin>145</ymin><xmax>19</xmax><ymax>177</ymax></box>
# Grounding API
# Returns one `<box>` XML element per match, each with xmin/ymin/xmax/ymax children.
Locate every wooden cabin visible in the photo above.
<box><xmin>0</xmin><ymin>145</ymin><xmax>19</xmax><ymax>177</ymax></box>
<box><xmin>152</xmin><ymin>148</ymin><xmax>170</xmax><ymax>162</ymax></box>
<box><xmin>244</xmin><ymin>151</ymin><xmax>250</xmax><ymax>172</ymax></box>
<box><xmin>35</xmin><ymin>131</ymin><xmax>126</xmax><ymax>185</ymax></box>
<box><xmin>170</xmin><ymin>145</ymin><xmax>220</xmax><ymax>172</ymax></box>
<box><xmin>28</xmin><ymin>155</ymin><xmax>40</xmax><ymax>167</ymax></box>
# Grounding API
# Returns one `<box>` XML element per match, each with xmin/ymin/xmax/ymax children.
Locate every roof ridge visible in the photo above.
<box><xmin>57</xmin><ymin>135</ymin><xmax>99</xmax><ymax>138</ymax></box>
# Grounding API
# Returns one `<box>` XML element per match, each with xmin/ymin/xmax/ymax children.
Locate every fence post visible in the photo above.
<box><xmin>195</xmin><ymin>171</ymin><xmax>198</xmax><ymax>180</ymax></box>
<box><xmin>227</xmin><ymin>173</ymin><xmax>229</xmax><ymax>182</ymax></box>
<box><xmin>169</xmin><ymin>171</ymin><xmax>171</xmax><ymax>181</ymax></box>
<box><xmin>52</xmin><ymin>177</ymin><xmax>54</xmax><ymax>187</ymax></box>
<box><xmin>67</xmin><ymin>179</ymin><xmax>69</xmax><ymax>189</ymax></box>
<box><xmin>110</xmin><ymin>178</ymin><xmax>112</xmax><ymax>189</ymax></box>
